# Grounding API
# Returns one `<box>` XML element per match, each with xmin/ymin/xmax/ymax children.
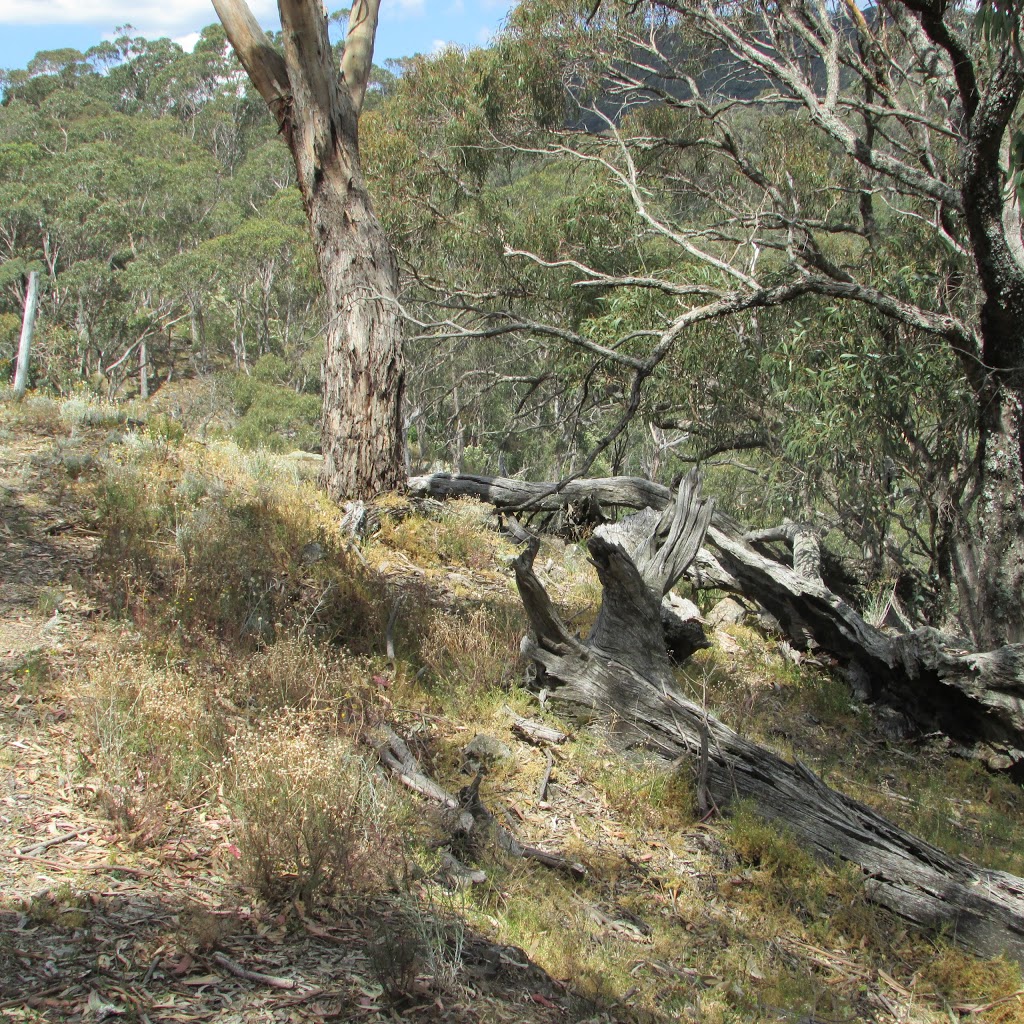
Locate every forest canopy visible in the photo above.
<box><xmin>2</xmin><ymin>1</ymin><xmax>1023</xmax><ymax>646</ymax></box>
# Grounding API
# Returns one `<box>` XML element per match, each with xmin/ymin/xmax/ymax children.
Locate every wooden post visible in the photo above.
<box><xmin>139</xmin><ymin>339</ymin><xmax>149</xmax><ymax>400</ymax></box>
<box><xmin>12</xmin><ymin>271</ymin><xmax>39</xmax><ymax>401</ymax></box>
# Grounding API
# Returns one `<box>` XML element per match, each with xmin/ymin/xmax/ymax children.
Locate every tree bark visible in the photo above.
<box><xmin>974</xmin><ymin>393</ymin><xmax>1024</xmax><ymax>647</ymax></box>
<box><xmin>213</xmin><ymin>0</ymin><xmax>404</xmax><ymax>501</ymax></box>
<box><xmin>921</xmin><ymin>17</ymin><xmax>1024</xmax><ymax>647</ymax></box>
<box><xmin>410</xmin><ymin>471</ymin><xmax>1024</xmax><ymax>772</ymax></box>
<box><xmin>510</xmin><ymin>476</ymin><xmax>1024</xmax><ymax>965</ymax></box>
<box><xmin>12</xmin><ymin>271</ymin><xmax>39</xmax><ymax>401</ymax></box>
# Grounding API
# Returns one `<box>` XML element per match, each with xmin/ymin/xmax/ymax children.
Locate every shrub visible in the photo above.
<box><xmin>232</xmin><ymin>371</ymin><xmax>320</xmax><ymax>453</ymax></box>
<box><xmin>79</xmin><ymin>651</ymin><xmax>221</xmax><ymax>844</ymax></box>
<box><xmin>225</xmin><ymin>713</ymin><xmax>398</xmax><ymax>903</ymax></box>
<box><xmin>146</xmin><ymin>412</ymin><xmax>185</xmax><ymax>443</ymax></box>
<box><xmin>419</xmin><ymin>605</ymin><xmax>520</xmax><ymax>706</ymax></box>
<box><xmin>59</xmin><ymin>393</ymin><xmax>126</xmax><ymax>429</ymax></box>
<box><xmin>95</xmin><ymin>464</ymin><xmax>169</xmax><ymax>610</ymax></box>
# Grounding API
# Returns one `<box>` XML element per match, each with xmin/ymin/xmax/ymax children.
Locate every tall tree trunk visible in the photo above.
<box><xmin>945</xmin><ymin>40</ymin><xmax>1024</xmax><ymax>644</ymax></box>
<box><xmin>313</xmin><ymin>168</ymin><xmax>404</xmax><ymax>498</ymax></box>
<box><xmin>974</xmin><ymin>391</ymin><xmax>1024</xmax><ymax>646</ymax></box>
<box><xmin>213</xmin><ymin>0</ymin><xmax>404</xmax><ymax>500</ymax></box>
<box><xmin>12</xmin><ymin>271</ymin><xmax>39</xmax><ymax>401</ymax></box>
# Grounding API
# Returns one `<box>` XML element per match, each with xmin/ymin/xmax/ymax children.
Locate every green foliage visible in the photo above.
<box><xmin>0</xmin><ymin>30</ymin><xmax>319</xmax><ymax>397</ymax></box>
<box><xmin>94</xmin><ymin>463</ymin><xmax>169</xmax><ymax>605</ymax></box>
<box><xmin>146</xmin><ymin>412</ymin><xmax>184</xmax><ymax>443</ymax></box>
<box><xmin>232</xmin><ymin>371</ymin><xmax>321</xmax><ymax>453</ymax></box>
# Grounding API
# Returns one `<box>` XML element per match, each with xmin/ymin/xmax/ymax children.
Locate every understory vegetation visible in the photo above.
<box><xmin>5</xmin><ymin>2</ymin><xmax>1023</xmax><ymax>641</ymax></box>
<box><xmin>2</xmin><ymin>395</ymin><xmax>1023</xmax><ymax>1023</ymax></box>
<box><xmin>5</xmin><ymin>3</ymin><xmax>1024</xmax><ymax>1018</ymax></box>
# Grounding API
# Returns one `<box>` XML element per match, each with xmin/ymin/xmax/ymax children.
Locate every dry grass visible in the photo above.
<box><xmin>225</xmin><ymin>712</ymin><xmax>401</xmax><ymax>903</ymax></box>
<box><xmin>6</xmin><ymin>395</ymin><xmax>1024</xmax><ymax>1024</ymax></box>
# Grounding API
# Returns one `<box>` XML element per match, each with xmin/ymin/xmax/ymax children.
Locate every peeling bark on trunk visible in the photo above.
<box><xmin>214</xmin><ymin>0</ymin><xmax>404</xmax><ymax>501</ymax></box>
<box><xmin>975</xmin><ymin>393</ymin><xmax>1024</xmax><ymax>648</ymax></box>
<box><xmin>313</xmin><ymin>156</ymin><xmax>405</xmax><ymax>501</ymax></box>
<box><xmin>509</xmin><ymin>475</ymin><xmax>1024</xmax><ymax>965</ymax></box>
<box><xmin>410</xmin><ymin>471</ymin><xmax>1024</xmax><ymax>772</ymax></box>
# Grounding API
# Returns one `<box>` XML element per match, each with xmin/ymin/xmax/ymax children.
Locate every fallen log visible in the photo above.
<box><xmin>370</xmin><ymin>727</ymin><xmax>584</xmax><ymax>879</ymax></box>
<box><xmin>509</xmin><ymin>473</ymin><xmax>1024</xmax><ymax>964</ymax></box>
<box><xmin>409</xmin><ymin>471</ymin><xmax>1024</xmax><ymax>773</ymax></box>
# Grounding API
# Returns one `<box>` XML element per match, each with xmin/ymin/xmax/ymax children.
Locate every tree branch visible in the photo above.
<box><xmin>342</xmin><ymin>0</ymin><xmax>383</xmax><ymax>115</ymax></box>
<box><xmin>211</xmin><ymin>0</ymin><xmax>290</xmax><ymax>121</ymax></box>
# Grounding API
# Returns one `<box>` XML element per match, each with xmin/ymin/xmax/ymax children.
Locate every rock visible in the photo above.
<box><xmin>665</xmin><ymin>592</ymin><xmax>702</xmax><ymax>622</ymax></box>
<box><xmin>464</xmin><ymin>734</ymin><xmax>512</xmax><ymax>763</ymax></box>
<box><xmin>707</xmin><ymin>597</ymin><xmax>749</xmax><ymax>628</ymax></box>
<box><xmin>843</xmin><ymin>660</ymin><xmax>873</xmax><ymax>702</ymax></box>
<box><xmin>755</xmin><ymin>604</ymin><xmax>782</xmax><ymax>634</ymax></box>
<box><xmin>876</xmin><ymin>705</ymin><xmax>914</xmax><ymax>742</ymax></box>
<box><xmin>300</xmin><ymin>541</ymin><xmax>325</xmax><ymax>564</ymax></box>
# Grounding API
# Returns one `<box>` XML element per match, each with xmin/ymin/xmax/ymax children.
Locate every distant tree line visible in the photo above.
<box><xmin>5</xmin><ymin>1</ymin><xmax>1023</xmax><ymax>644</ymax></box>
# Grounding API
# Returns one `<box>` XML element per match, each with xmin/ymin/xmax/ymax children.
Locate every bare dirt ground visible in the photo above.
<box><xmin>0</xmin><ymin>421</ymin><xmax>585</xmax><ymax>1024</ymax></box>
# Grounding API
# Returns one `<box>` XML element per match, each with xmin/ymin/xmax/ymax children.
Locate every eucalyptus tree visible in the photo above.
<box><xmin>362</xmin><ymin>45</ymin><xmax>642</xmax><ymax>477</ymax></box>
<box><xmin>212</xmin><ymin>0</ymin><xmax>404</xmax><ymax>500</ymax></box>
<box><xmin>407</xmin><ymin>0</ymin><xmax>1024</xmax><ymax>645</ymax></box>
<box><xmin>0</xmin><ymin>44</ymin><xmax>251</xmax><ymax>390</ymax></box>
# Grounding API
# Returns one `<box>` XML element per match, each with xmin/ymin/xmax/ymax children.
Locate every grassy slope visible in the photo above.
<box><xmin>1</xmin><ymin>392</ymin><xmax>1023</xmax><ymax>1024</ymax></box>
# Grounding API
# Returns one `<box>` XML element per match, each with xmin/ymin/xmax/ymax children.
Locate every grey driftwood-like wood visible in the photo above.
<box><xmin>508</xmin><ymin>477</ymin><xmax>1024</xmax><ymax>964</ymax></box>
<box><xmin>371</xmin><ymin>727</ymin><xmax>584</xmax><ymax>878</ymax></box>
<box><xmin>408</xmin><ymin>472</ymin><xmax>671</xmax><ymax>514</ymax></box>
<box><xmin>505</xmin><ymin>709</ymin><xmax>569</xmax><ymax>746</ymax></box>
<box><xmin>410</xmin><ymin>471</ymin><xmax>1024</xmax><ymax>772</ymax></box>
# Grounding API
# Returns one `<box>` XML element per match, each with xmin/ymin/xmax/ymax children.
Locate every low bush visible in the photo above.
<box><xmin>225</xmin><ymin>712</ymin><xmax>399</xmax><ymax>903</ymax></box>
<box><xmin>232</xmin><ymin>366</ymin><xmax>320</xmax><ymax>453</ymax></box>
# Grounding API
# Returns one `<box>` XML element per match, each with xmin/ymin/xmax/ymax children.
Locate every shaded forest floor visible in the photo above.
<box><xmin>1</xmin><ymin>393</ymin><xmax>1023</xmax><ymax>1024</ymax></box>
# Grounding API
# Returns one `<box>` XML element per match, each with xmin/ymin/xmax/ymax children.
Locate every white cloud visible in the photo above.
<box><xmin>173</xmin><ymin>31</ymin><xmax>200</xmax><ymax>52</ymax></box>
<box><xmin>446</xmin><ymin>0</ymin><xmax>464</xmax><ymax>12</ymax></box>
<box><xmin>431</xmin><ymin>38</ymin><xmax>450</xmax><ymax>54</ymax></box>
<box><xmin>476</xmin><ymin>25</ymin><xmax>492</xmax><ymax>44</ymax></box>
<box><xmin>0</xmin><ymin>0</ymin><xmax>276</xmax><ymax>35</ymax></box>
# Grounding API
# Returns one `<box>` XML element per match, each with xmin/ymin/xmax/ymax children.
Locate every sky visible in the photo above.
<box><xmin>0</xmin><ymin>0</ymin><xmax>512</xmax><ymax>73</ymax></box>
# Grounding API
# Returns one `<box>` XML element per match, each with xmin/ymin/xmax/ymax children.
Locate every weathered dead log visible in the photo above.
<box><xmin>371</xmin><ymin>727</ymin><xmax>584</xmax><ymax>879</ymax></box>
<box><xmin>410</xmin><ymin>471</ymin><xmax>1024</xmax><ymax>772</ymax></box>
<box><xmin>509</xmin><ymin>479</ymin><xmax>1024</xmax><ymax>965</ymax></box>
<box><xmin>705</xmin><ymin>522</ymin><xmax>1024</xmax><ymax>772</ymax></box>
<box><xmin>408</xmin><ymin>472</ymin><xmax>669</xmax><ymax>515</ymax></box>
<box><xmin>744</xmin><ymin>521</ymin><xmax>822</xmax><ymax>583</ymax></box>
<box><xmin>505</xmin><ymin>709</ymin><xmax>568</xmax><ymax>746</ymax></box>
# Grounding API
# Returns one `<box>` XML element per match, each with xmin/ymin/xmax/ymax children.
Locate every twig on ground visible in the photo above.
<box><xmin>0</xmin><ymin>985</ymin><xmax>66</xmax><ymax>1011</ymax></box>
<box><xmin>4</xmin><ymin>853</ymin><xmax>151</xmax><ymax>875</ymax></box>
<box><xmin>18</xmin><ymin>830</ymin><xmax>81</xmax><ymax>856</ymax></box>
<box><xmin>211</xmin><ymin>952</ymin><xmax>302</xmax><ymax>990</ymax></box>
<box><xmin>505</xmin><ymin>707</ymin><xmax>568</xmax><ymax>745</ymax></box>
<box><xmin>537</xmin><ymin>749</ymin><xmax>554</xmax><ymax>803</ymax></box>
